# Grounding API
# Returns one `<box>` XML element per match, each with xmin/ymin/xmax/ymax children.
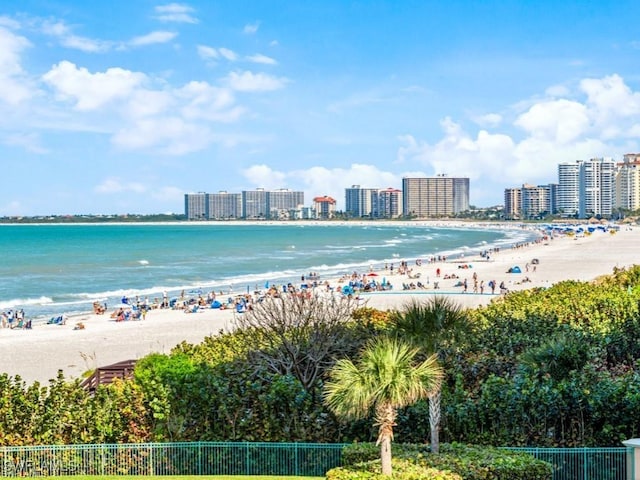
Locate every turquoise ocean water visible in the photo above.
<box><xmin>0</xmin><ymin>223</ymin><xmax>537</xmax><ymax>323</ymax></box>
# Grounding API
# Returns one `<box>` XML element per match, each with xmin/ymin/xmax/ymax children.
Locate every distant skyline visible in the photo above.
<box><xmin>3</xmin><ymin>1</ymin><xmax>640</xmax><ymax>215</ymax></box>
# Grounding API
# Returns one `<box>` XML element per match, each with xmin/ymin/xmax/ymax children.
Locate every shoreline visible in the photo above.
<box><xmin>5</xmin><ymin>221</ymin><xmax>539</xmax><ymax>323</ymax></box>
<box><xmin>0</xmin><ymin>222</ymin><xmax>636</xmax><ymax>385</ymax></box>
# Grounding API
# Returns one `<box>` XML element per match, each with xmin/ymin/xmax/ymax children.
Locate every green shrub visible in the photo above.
<box><xmin>327</xmin><ymin>458</ymin><xmax>462</xmax><ymax>480</ymax></box>
<box><xmin>339</xmin><ymin>443</ymin><xmax>552</xmax><ymax>480</ymax></box>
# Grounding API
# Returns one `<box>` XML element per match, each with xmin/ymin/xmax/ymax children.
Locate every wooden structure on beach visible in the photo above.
<box><xmin>80</xmin><ymin>359</ymin><xmax>137</xmax><ymax>393</ymax></box>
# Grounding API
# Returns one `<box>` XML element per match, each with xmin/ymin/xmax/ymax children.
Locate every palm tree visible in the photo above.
<box><xmin>389</xmin><ymin>296</ymin><xmax>468</xmax><ymax>453</ymax></box>
<box><xmin>323</xmin><ymin>337</ymin><xmax>442</xmax><ymax>476</ymax></box>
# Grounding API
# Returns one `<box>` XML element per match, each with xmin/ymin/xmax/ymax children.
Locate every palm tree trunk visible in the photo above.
<box><xmin>379</xmin><ymin>432</ymin><xmax>392</xmax><ymax>476</ymax></box>
<box><xmin>429</xmin><ymin>388</ymin><xmax>441</xmax><ymax>454</ymax></box>
<box><xmin>376</xmin><ymin>402</ymin><xmax>396</xmax><ymax>476</ymax></box>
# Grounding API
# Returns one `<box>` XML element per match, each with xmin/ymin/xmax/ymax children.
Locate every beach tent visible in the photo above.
<box><xmin>509</xmin><ymin>266</ymin><xmax>522</xmax><ymax>273</ymax></box>
<box><xmin>211</xmin><ymin>300</ymin><xmax>222</xmax><ymax>309</ymax></box>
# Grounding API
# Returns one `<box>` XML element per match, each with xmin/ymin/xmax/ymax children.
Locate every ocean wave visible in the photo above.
<box><xmin>0</xmin><ymin>296</ymin><xmax>54</xmax><ymax>310</ymax></box>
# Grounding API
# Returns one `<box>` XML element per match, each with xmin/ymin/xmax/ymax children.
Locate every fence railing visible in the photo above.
<box><xmin>0</xmin><ymin>442</ymin><xmax>633</xmax><ymax>478</ymax></box>
<box><xmin>508</xmin><ymin>447</ymin><xmax>632</xmax><ymax>480</ymax></box>
<box><xmin>0</xmin><ymin>442</ymin><xmax>347</xmax><ymax>477</ymax></box>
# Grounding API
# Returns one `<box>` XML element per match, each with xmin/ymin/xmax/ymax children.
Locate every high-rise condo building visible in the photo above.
<box><xmin>579</xmin><ymin>157</ymin><xmax>615</xmax><ymax>218</ymax></box>
<box><xmin>242</xmin><ymin>189</ymin><xmax>268</xmax><ymax>219</ymax></box>
<box><xmin>375</xmin><ymin>188</ymin><xmax>403</xmax><ymax>218</ymax></box>
<box><xmin>207</xmin><ymin>191</ymin><xmax>242</xmax><ymax>219</ymax></box>
<box><xmin>557</xmin><ymin>161</ymin><xmax>581</xmax><ymax>217</ymax></box>
<box><xmin>345</xmin><ymin>185</ymin><xmax>378</xmax><ymax>217</ymax></box>
<box><xmin>503</xmin><ymin>188</ymin><xmax>522</xmax><ymax>220</ymax></box>
<box><xmin>267</xmin><ymin>189</ymin><xmax>305</xmax><ymax>219</ymax></box>
<box><xmin>615</xmin><ymin>154</ymin><xmax>640</xmax><ymax>211</ymax></box>
<box><xmin>402</xmin><ymin>176</ymin><xmax>469</xmax><ymax>217</ymax></box>
<box><xmin>184</xmin><ymin>192</ymin><xmax>207</xmax><ymax>220</ymax></box>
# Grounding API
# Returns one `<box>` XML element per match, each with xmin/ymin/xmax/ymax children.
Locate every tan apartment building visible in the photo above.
<box><xmin>402</xmin><ymin>175</ymin><xmax>469</xmax><ymax>217</ymax></box>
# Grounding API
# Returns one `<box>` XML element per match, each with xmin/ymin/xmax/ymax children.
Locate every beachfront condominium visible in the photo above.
<box><xmin>557</xmin><ymin>161</ymin><xmax>582</xmax><ymax>217</ymax></box>
<box><xmin>207</xmin><ymin>191</ymin><xmax>242</xmax><ymax>219</ymax></box>
<box><xmin>344</xmin><ymin>185</ymin><xmax>404</xmax><ymax>218</ymax></box>
<box><xmin>242</xmin><ymin>189</ymin><xmax>268</xmax><ymax>219</ymax></box>
<box><xmin>242</xmin><ymin>188</ymin><xmax>305</xmax><ymax>219</ymax></box>
<box><xmin>615</xmin><ymin>154</ymin><xmax>640</xmax><ymax>211</ymax></box>
<box><xmin>402</xmin><ymin>175</ymin><xmax>470</xmax><ymax>218</ymax></box>
<box><xmin>267</xmin><ymin>189</ymin><xmax>305</xmax><ymax>219</ymax></box>
<box><xmin>503</xmin><ymin>187</ymin><xmax>522</xmax><ymax>220</ymax></box>
<box><xmin>521</xmin><ymin>183</ymin><xmax>556</xmax><ymax>219</ymax></box>
<box><xmin>375</xmin><ymin>188</ymin><xmax>403</xmax><ymax>218</ymax></box>
<box><xmin>185</xmin><ymin>188</ymin><xmax>304</xmax><ymax>220</ymax></box>
<box><xmin>313</xmin><ymin>196</ymin><xmax>337</xmax><ymax>219</ymax></box>
<box><xmin>503</xmin><ymin>183</ymin><xmax>557</xmax><ymax>219</ymax></box>
<box><xmin>579</xmin><ymin>157</ymin><xmax>615</xmax><ymax>218</ymax></box>
<box><xmin>184</xmin><ymin>192</ymin><xmax>207</xmax><ymax>220</ymax></box>
<box><xmin>557</xmin><ymin>158</ymin><xmax>615</xmax><ymax>218</ymax></box>
<box><xmin>345</xmin><ymin>185</ymin><xmax>377</xmax><ymax>217</ymax></box>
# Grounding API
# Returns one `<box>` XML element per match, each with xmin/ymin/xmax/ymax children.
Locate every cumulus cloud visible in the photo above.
<box><xmin>177</xmin><ymin>81</ymin><xmax>245</xmax><ymax>122</ymax></box>
<box><xmin>129</xmin><ymin>31</ymin><xmax>177</xmax><ymax>46</ymax></box>
<box><xmin>246</xmin><ymin>53</ymin><xmax>277</xmax><ymax>65</ymax></box>
<box><xmin>515</xmin><ymin>99</ymin><xmax>589</xmax><ymax>143</ymax></box>
<box><xmin>42</xmin><ymin>61</ymin><xmax>146</xmax><ymax>110</ymax></box>
<box><xmin>111</xmin><ymin>116</ymin><xmax>212</xmax><ymax>155</ymax></box>
<box><xmin>0</xmin><ymin>26</ymin><xmax>32</xmax><ymax>104</ymax></box>
<box><xmin>393</xmin><ymin>74</ymin><xmax>640</xmax><ymax>205</ymax></box>
<box><xmin>154</xmin><ymin>3</ymin><xmax>198</xmax><ymax>23</ymax></box>
<box><xmin>225</xmin><ymin>71</ymin><xmax>288</xmax><ymax>92</ymax></box>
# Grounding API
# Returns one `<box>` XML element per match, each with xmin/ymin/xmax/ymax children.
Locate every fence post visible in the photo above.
<box><xmin>622</xmin><ymin>439</ymin><xmax>640</xmax><ymax>480</ymax></box>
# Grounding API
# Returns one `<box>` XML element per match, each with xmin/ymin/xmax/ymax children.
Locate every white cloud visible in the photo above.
<box><xmin>129</xmin><ymin>31</ymin><xmax>177</xmax><ymax>47</ymax></box>
<box><xmin>391</xmin><ymin>74</ymin><xmax>640</xmax><ymax>205</ymax></box>
<box><xmin>580</xmin><ymin>74</ymin><xmax>640</xmax><ymax>117</ymax></box>
<box><xmin>515</xmin><ymin>99</ymin><xmax>589</xmax><ymax>143</ymax></box>
<box><xmin>242</xmin><ymin>164</ymin><xmax>287</xmax><ymax>189</ymax></box>
<box><xmin>219</xmin><ymin>47</ymin><xmax>238</xmax><ymax>61</ymax></box>
<box><xmin>154</xmin><ymin>3</ymin><xmax>198</xmax><ymax>23</ymax></box>
<box><xmin>473</xmin><ymin>113</ymin><xmax>502</xmax><ymax>128</ymax></box>
<box><xmin>41</xmin><ymin>20</ymin><xmax>111</xmax><ymax>53</ymax></box>
<box><xmin>111</xmin><ymin>117</ymin><xmax>212</xmax><ymax>155</ymax></box>
<box><xmin>0</xmin><ymin>16</ymin><xmax>21</xmax><ymax>29</ymax></box>
<box><xmin>243</xmin><ymin>22</ymin><xmax>260</xmax><ymax>34</ymax></box>
<box><xmin>177</xmin><ymin>81</ymin><xmax>245</xmax><ymax>122</ymax></box>
<box><xmin>246</xmin><ymin>53</ymin><xmax>277</xmax><ymax>65</ymax></box>
<box><xmin>197</xmin><ymin>44</ymin><xmax>218</xmax><ymax>60</ymax></box>
<box><xmin>126</xmin><ymin>89</ymin><xmax>174</xmax><ymax>118</ymax></box>
<box><xmin>94</xmin><ymin>177</ymin><xmax>147</xmax><ymax>194</ymax></box>
<box><xmin>42</xmin><ymin>61</ymin><xmax>146</xmax><ymax>110</ymax></box>
<box><xmin>225</xmin><ymin>71</ymin><xmax>288</xmax><ymax>92</ymax></box>
<box><xmin>0</xmin><ymin>26</ymin><xmax>33</xmax><ymax>104</ymax></box>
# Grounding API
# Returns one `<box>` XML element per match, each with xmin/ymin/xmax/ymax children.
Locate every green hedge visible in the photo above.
<box><xmin>327</xmin><ymin>458</ymin><xmax>462</xmax><ymax>480</ymax></box>
<box><xmin>337</xmin><ymin>443</ymin><xmax>552</xmax><ymax>480</ymax></box>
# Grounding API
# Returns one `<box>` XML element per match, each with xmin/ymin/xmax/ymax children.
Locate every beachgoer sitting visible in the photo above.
<box><xmin>93</xmin><ymin>301</ymin><xmax>106</xmax><ymax>315</ymax></box>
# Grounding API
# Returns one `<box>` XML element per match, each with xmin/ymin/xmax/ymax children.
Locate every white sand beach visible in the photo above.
<box><xmin>1</xmin><ymin>223</ymin><xmax>637</xmax><ymax>385</ymax></box>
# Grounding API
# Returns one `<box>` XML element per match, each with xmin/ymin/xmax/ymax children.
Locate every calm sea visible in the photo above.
<box><xmin>0</xmin><ymin>223</ymin><xmax>536</xmax><ymax>322</ymax></box>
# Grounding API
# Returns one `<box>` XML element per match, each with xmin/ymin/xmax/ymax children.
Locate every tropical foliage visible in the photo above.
<box><xmin>324</xmin><ymin>338</ymin><xmax>442</xmax><ymax>475</ymax></box>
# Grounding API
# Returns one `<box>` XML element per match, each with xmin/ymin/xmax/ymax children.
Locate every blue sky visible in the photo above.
<box><xmin>3</xmin><ymin>0</ymin><xmax>640</xmax><ymax>215</ymax></box>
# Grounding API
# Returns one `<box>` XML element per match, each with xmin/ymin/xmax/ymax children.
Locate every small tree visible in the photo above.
<box><xmin>235</xmin><ymin>292</ymin><xmax>363</xmax><ymax>392</ymax></box>
<box><xmin>324</xmin><ymin>337</ymin><xmax>442</xmax><ymax>476</ymax></box>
